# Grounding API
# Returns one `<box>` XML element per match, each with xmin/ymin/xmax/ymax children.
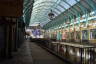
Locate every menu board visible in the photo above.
<box><xmin>0</xmin><ymin>0</ymin><xmax>23</xmax><ymax>17</ymax></box>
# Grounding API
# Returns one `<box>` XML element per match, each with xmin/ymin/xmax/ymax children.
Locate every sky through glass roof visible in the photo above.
<box><xmin>29</xmin><ymin>0</ymin><xmax>79</xmax><ymax>26</ymax></box>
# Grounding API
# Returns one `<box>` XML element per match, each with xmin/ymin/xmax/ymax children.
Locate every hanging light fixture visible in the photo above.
<box><xmin>48</xmin><ymin>10</ymin><xmax>55</xmax><ymax>20</ymax></box>
<box><xmin>66</xmin><ymin>21</ymin><xmax>70</xmax><ymax>24</ymax></box>
<box><xmin>66</xmin><ymin>17</ymin><xmax>70</xmax><ymax>25</ymax></box>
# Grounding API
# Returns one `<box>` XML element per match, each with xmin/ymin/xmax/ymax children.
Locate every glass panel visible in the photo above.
<box><xmin>33</xmin><ymin>3</ymin><xmax>53</xmax><ymax>8</ymax></box>
<box><xmin>66</xmin><ymin>0</ymin><xmax>77</xmax><ymax>6</ymax></box>
<box><xmin>90</xmin><ymin>29</ymin><xmax>96</xmax><ymax>39</ymax></box>
<box><xmin>66</xmin><ymin>32</ymin><xmax>69</xmax><ymax>39</ymax></box>
<box><xmin>29</xmin><ymin>0</ymin><xmax>80</xmax><ymax>26</ymax></box>
<box><xmin>77</xmin><ymin>0</ymin><xmax>80</xmax><ymax>1</ymax></box>
<box><xmin>56</xmin><ymin>31</ymin><xmax>62</xmax><ymax>40</ymax></box>
<box><xmin>82</xmin><ymin>30</ymin><xmax>89</xmax><ymax>40</ymax></box>
<box><xmin>56</xmin><ymin>5</ymin><xmax>64</xmax><ymax>12</ymax></box>
<box><xmin>70</xmin><ymin>32</ymin><xmax>74</xmax><ymax>39</ymax></box>
<box><xmin>54</xmin><ymin>9</ymin><xmax>61</xmax><ymax>14</ymax></box>
<box><xmin>60</xmin><ymin>1</ymin><xmax>70</xmax><ymax>9</ymax></box>
<box><xmin>76</xmin><ymin>31</ymin><xmax>81</xmax><ymax>39</ymax></box>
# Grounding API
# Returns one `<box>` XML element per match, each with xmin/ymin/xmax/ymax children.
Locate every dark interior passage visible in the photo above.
<box><xmin>0</xmin><ymin>40</ymin><xmax>33</xmax><ymax>64</ymax></box>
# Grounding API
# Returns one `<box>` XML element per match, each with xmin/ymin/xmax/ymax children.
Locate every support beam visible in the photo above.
<box><xmin>85</xmin><ymin>0</ymin><xmax>96</xmax><ymax>15</ymax></box>
<box><xmin>62</xmin><ymin>0</ymin><xmax>81</xmax><ymax>14</ymax></box>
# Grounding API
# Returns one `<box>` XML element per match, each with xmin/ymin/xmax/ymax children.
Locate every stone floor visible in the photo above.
<box><xmin>0</xmin><ymin>40</ymin><xmax>33</xmax><ymax>64</ymax></box>
<box><xmin>0</xmin><ymin>40</ymin><xmax>67</xmax><ymax>64</ymax></box>
<box><xmin>29</xmin><ymin>42</ymin><xmax>67</xmax><ymax>64</ymax></box>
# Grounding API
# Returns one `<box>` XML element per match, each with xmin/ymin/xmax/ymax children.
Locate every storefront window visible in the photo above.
<box><xmin>66</xmin><ymin>32</ymin><xmax>69</xmax><ymax>38</ymax></box>
<box><xmin>57</xmin><ymin>32</ymin><xmax>62</xmax><ymax>40</ymax></box>
<box><xmin>90</xmin><ymin>29</ymin><xmax>96</xmax><ymax>39</ymax></box>
<box><xmin>76</xmin><ymin>31</ymin><xmax>81</xmax><ymax>39</ymax></box>
<box><xmin>71</xmin><ymin>32</ymin><xmax>74</xmax><ymax>39</ymax></box>
<box><xmin>82</xmin><ymin>30</ymin><xmax>89</xmax><ymax>40</ymax></box>
<box><xmin>53</xmin><ymin>33</ymin><xmax>56</xmax><ymax>39</ymax></box>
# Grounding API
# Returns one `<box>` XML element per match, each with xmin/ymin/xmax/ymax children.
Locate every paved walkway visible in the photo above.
<box><xmin>0</xmin><ymin>40</ymin><xmax>33</xmax><ymax>64</ymax></box>
<box><xmin>29</xmin><ymin>42</ymin><xmax>67</xmax><ymax>64</ymax></box>
<box><xmin>0</xmin><ymin>40</ymin><xmax>68</xmax><ymax>64</ymax></box>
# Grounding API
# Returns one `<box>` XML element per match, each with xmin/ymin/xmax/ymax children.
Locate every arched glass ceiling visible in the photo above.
<box><xmin>43</xmin><ymin>0</ymin><xmax>96</xmax><ymax>29</ymax></box>
<box><xmin>23</xmin><ymin>0</ymin><xmax>34</xmax><ymax>26</ymax></box>
<box><xmin>29</xmin><ymin>0</ymin><xmax>80</xmax><ymax>26</ymax></box>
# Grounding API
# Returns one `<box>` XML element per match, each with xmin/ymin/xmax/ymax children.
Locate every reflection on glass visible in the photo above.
<box><xmin>90</xmin><ymin>29</ymin><xmax>96</xmax><ymax>39</ymax></box>
<box><xmin>82</xmin><ymin>30</ymin><xmax>88</xmax><ymax>40</ymax></box>
<box><xmin>76</xmin><ymin>31</ymin><xmax>80</xmax><ymax>39</ymax></box>
<box><xmin>71</xmin><ymin>32</ymin><xmax>74</xmax><ymax>39</ymax></box>
<box><xmin>66</xmin><ymin>32</ymin><xmax>69</xmax><ymax>38</ymax></box>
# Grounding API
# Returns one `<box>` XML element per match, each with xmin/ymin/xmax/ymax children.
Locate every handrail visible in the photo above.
<box><xmin>52</xmin><ymin>42</ymin><xmax>95</xmax><ymax>48</ymax></box>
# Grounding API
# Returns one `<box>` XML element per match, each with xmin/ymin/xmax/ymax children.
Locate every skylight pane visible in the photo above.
<box><xmin>52</xmin><ymin>10</ymin><xmax>59</xmax><ymax>16</ymax></box>
<box><xmin>33</xmin><ymin>3</ymin><xmax>53</xmax><ymax>8</ymax></box>
<box><xmin>30</xmin><ymin>0</ymin><xmax>81</xmax><ymax>26</ymax></box>
<box><xmin>66</xmin><ymin>0</ymin><xmax>77</xmax><ymax>6</ymax></box>
<box><xmin>34</xmin><ymin>0</ymin><xmax>57</xmax><ymax>6</ymax></box>
<box><xmin>60</xmin><ymin>1</ymin><xmax>70</xmax><ymax>9</ymax></box>
<box><xmin>56</xmin><ymin>5</ymin><xmax>64</xmax><ymax>12</ymax></box>
<box><xmin>77</xmin><ymin>0</ymin><xmax>80</xmax><ymax>1</ymax></box>
<box><xmin>54</xmin><ymin>9</ymin><xmax>61</xmax><ymax>14</ymax></box>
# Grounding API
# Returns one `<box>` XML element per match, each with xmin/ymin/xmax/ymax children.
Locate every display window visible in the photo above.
<box><xmin>70</xmin><ymin>32</ymin><xmax>74</xmax><ymax>39</ymax></box>
<box><xmin>62</xmin><ymin>32</ymin><xmax>67</xmax><ymax>40</ymax></box>
<box><xmin>76</xmin><ymin>31</ymin><xmax>81</xmax><ymax>40</ymax></box>
<box><xmin>56</xmin><ymin>31</ymin><xmax>62</xmax><ymax>41</ymax></box>
<box><xmin>66</xmin><ymin>32</ymin><xmax>69</xmax><ymax>38</ymax></box>
<box><xmin>49</xmin><ymin>33</ymin><xmax>52</xmax><ymax>38</ymax></box>
<box><xmin>90</xmin><ymin>29</ymin><xmax>96</xmax><ymax>39</ymax></box>
<box><xmin>53</xmin><ymin>33</ymin><xmax>56</xmax><ymax>39</ymax></box>
<box><xmin>82</xmin><ymin>30</ymin><xmax>89</xmax><ymax>40</ymax></box>
<box><xmin>51</xmin><ymin>33</ymin><xmax>54</xmax><ymax>39</ymax></box>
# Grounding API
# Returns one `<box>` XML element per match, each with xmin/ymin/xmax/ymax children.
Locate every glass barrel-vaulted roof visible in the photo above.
<box><xmin>29</xmin><ymin>0</ymin><xmax>80</xmax><ymax>26</ymax></box>
<box><xmin>43</xmin><ymin>0</ymin><xmax>96</xmax><ymax>29</ymax></box>
<box><xmin>23</xmin><ymin>0</ymin><xmax>34</xmax><ymax>26</ymax></box>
